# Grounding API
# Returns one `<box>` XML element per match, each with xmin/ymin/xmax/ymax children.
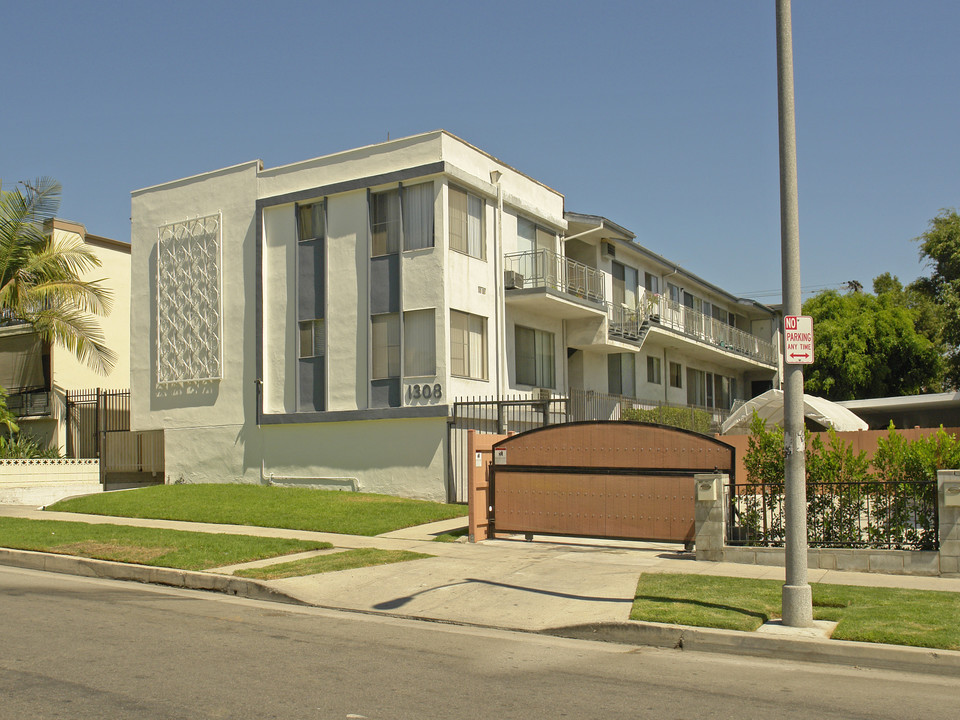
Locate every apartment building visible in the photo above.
<box><xmin>0</xmin><ymin>219</ymin><xmax>131</xmax><ymax>452</ymax></box>
<box><xmin>130</xmin><ymin>131</ymin><xmax>778</xmax><ymax>500</ymax></box>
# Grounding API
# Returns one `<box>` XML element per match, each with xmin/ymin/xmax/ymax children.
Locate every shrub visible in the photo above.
<box><xmin>620</xmin><ymin>405</ymin><xmax>713</xmax><ymax>434</ymax></box>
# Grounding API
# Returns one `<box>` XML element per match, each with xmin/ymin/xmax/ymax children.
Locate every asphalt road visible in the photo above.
<box><xmin>1</xmin><ymin>565</ymin><xmax>957</xmax><ymax>720</ymax></box>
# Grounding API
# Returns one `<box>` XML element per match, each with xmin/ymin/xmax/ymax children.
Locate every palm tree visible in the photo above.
<box><xmin>0</xmin><ymin>177</ymin><xmax>116</xmax><ymax>374</ymax></box>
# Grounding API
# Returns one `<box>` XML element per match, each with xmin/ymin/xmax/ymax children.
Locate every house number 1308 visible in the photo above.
<box><xmin>407</xmin><ymin>383</ymin><xmax>442</xmax><ymax>401</ymax></box>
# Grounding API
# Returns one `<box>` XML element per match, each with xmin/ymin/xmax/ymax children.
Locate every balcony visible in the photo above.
<box><xmin>504</xmin><ymin>250</ymin><xmax>606</xmax><ymax>319</ymax></box>
<box><xmin>6</xmin><ymin>386</ymin><xmax>52</xmax><ymax>417</ymax></box>
<box><xmin>609</xmin><ymin>291</ymin><xmax>777</xmax><ymax>367</ymax></box>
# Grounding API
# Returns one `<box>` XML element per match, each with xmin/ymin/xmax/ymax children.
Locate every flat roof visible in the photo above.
<box><xmin>838</xmin><ymin>392</ymin><xmax>960</xmax><ymax>412</ymax></box>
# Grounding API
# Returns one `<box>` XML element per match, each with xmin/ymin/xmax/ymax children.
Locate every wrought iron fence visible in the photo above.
<box><xmin>728</xmin><ymin>478</ymin><xmax>939</xmax><ymax>551</ymax></box>
<box><xmin>567</xmin><ymin>387</ymin><xmax>730</xmax><ymax>433</ymax></box>
<box><xmin>447</xmin><ymin>394</ymin><xmax>567</xmax><ymax>503</ymax></box>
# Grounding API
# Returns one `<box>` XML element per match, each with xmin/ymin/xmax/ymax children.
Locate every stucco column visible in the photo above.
<box><xmin>694</xmin><ymin>473</ymin><xmax>726</xmax><ymax>562</ymax></box>
<box><xmin>938</xmin><ymin>470</ymin><xmax>960</xmax><ymax>576</ymax></box>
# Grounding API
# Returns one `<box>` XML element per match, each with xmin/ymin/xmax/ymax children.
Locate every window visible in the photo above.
<box><xmin>612</xmin><ymin>262</ymin><xmax>638</xmax><ymax>308</ymax></box>
<box><xmin>450</xmin><ymin>310</ymin><xmax>487</xmax><ymax>380</ymax></box>
<box><xmin>371</xmin><ymin>190</ymin><xmax>400</xmax><ymax>256</ymax></box>
<box><xmin>403</xmin><ymin>183</ymin><xmax>434</xmax><ymax>251</ymax></box>
<box><xmin>404</xmin><ymin>309</ymin><xmax>436</xmax><ymax>377</ymax></box>
<box><xmin>669</xmin><ymin>361</ymin><xmax>682</xmax><ymax>389</ymax></box>
<box><xmin>608</xmin><ymin>353</ymin><xmax>636</xmax><ymax>397</ymax></box>
<box><xmin>299</xmin><ymin>319</ymin><xmax>325</xmax><ymax>359</ymax></box>
<box><xmin>371</xmin><ymin>313</ymin><xmax>400</xmax><ymax>379</ymax></box>
<box><xmin>449</xmin><ymin>185</ymin><xmax>485</xmax><ymax>259</ymax></box>
<box><xmin>517</xmin><ymin>217</ymin><xmax>554</xmax><ymax>254</ymax></box>
<box><xmin>644</xmin><ymin>272</ymin><xmax>659</xmax><ymax>294</ymax></box>
<box><xmin>647</xmin><ymin>356</ymin><xmax>661</xmax><ymax>384</ymax></box>
<box><xmin>298</xmin><ymin>202</ymin><xmax>325</xmax><ymax>242</ymax></box>
<box><xmin>515</xmin><ymin>325</ymin><xmax>555</xmax><ymax>388</ymax></box>
<box><xmin>687</xmin><ymin>368</ymin><xmax>706</xmax><ymax>406</ymax></box>
<box><xmin>668</xmin><ymin>283</ymin><xmax>680</xmax><ymax>304</ymax></box>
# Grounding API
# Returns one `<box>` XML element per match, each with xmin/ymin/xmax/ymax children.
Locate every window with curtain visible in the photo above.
<box><xmin>403</xmin><ymin>309</ymin><xmax>436</xmax><ymax>377</ymax></box>
<box><xmin>448</xmin><ymin>185</ymin><xmax>485</xmax><ymax>259</ymax></box>
<box><xmin>450</xmin><ymin>310</ymin><xmax>487</xmax><ymax>380</ymax></box>
<box><xmin>644</xmin><ymin>272</ymin><xmax>659</xmax><ymax>294</ymax></box>
<box><xmin>371</xmin><ymin>313</ymin><xmax>400</xmax><ymax>379</ymax></box>
<box><xmin>515</xmin><ymin>325</ymin><xmax>555</xmax><ymax>388</ymax></box>
<box><xmin>608</xmin><ymin>353</ymin><xmax>636</xmax><ymax>397</ymax></box>
<box><xmin>517</xmin><ymin>217</ymin><xmax>554</xmax><ymax>254</ymax></box>
<box><xmin>669</xmin><ymin>361</ymin><xmax>682</xmax><ymax>388</ymax></box>
<box><xmin>612</xmin><ymin>262</ymin><xmax>638</xmax><ymax>308</ymax></box>
<box><xmin>647</xmin><ymin>355</ymin><xmax>661</xmax><ymax>384</ymax></box>
<box><xmin>687</xmin><ymin>368</ymin><xmax>707</xmax><ymax>406</ymax></box>
<box><xmin>298</xmin><ymin>202</ymin><xmax>325</xmax><ymax>242</ymax></box>
<box><xmin>371</xmin><ymin>190</ymin><xmax>401</xmax><ymax>256</ymax></box>
<box><xmin>402</xmin><ymin>183</ymin><xmax>434</xmax><ymax>251</ymax></box>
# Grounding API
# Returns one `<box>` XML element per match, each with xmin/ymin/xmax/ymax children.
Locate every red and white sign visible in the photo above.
<box><xmin>784</xmin><ymin>315</ymin><xmax>814</xmax><ymax>364</ymax></box>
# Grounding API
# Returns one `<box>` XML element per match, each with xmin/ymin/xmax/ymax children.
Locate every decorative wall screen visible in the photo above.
<box><xmin>157</xmin><ymin>213</ymin><xmax>223</xmax><ymax>383</ymax></box>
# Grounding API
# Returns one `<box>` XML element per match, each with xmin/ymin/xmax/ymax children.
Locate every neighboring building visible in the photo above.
<box><xmin>0</xmin><ymin>219</ymin><xmax>131</xmax><ymax>452</ymax></box>
<box><xmin>129</xmin><ymin>131</ymin><xmax>779</xmax><ymax>500</ymax></box>
<box><xmin>837</xmin><ymin>392</ymin><xmax>960</xmax><ymax>430</ymax></box>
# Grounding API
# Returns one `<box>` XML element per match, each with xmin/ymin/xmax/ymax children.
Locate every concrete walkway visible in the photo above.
<box><xmin>3</xmin><ymin>504</ymin><xmax>960</xmax><ymax>676</ymax></box>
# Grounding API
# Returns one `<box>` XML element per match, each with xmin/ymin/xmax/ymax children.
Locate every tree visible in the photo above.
<box><xmin>0</xmin><ymin>178</ymin><xmax>115</xmax><ymax>373</ymax></box>
<box><xmin>802</xmin><ymin>283</ymin><xmax>944</xmax><ymax>401</ymax></box>
<box><xmin>911</xmin><ymin>208</ymin><xmax>960</xmax><ymax>387</ymax></box>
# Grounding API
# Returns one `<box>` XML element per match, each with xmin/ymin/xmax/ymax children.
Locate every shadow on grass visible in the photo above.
<box><xmin>635</xmin><ymin>594</ymin><xmax>771</xmax><ymax>623</ymax></box>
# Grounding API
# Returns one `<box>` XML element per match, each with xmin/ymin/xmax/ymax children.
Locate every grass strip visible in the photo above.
<box><xmin>49</xmin><ymin>485</ymin><xmax>467</xmax><ymax>536</ymax></box>
<box><xmin>632</xmin><ymin>572</ymin><xmax>960</xmax><ymax>650</ymax></box>
<box><xmin>234</xmin><ymin>548</ymin><xmax>432</xmax><ymax>580</ymax></box>
<box><xmin>433</xmin><ymin>528</ymin><xmax>468</xmax><ymax>542</ymax></box>
<box><xmin>0</xmin><ymin>517</ymin><xmax>330</xmax><ymax>571</ymax></box>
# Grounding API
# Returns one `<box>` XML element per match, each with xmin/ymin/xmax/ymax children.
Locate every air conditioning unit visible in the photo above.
<box><xmin>504</xmin><ymin>270</ymin><xmax>525</xmax><ymax>289</ymax></box>
<box><xmin>601</xmin><ymin>241</ymin><xmax>616</xmax><ymax>259</ymax></box>
<box><xmin>533</xmin><ymin>388</ymin><xmax>552</xmax><ymax>402</ymax></box>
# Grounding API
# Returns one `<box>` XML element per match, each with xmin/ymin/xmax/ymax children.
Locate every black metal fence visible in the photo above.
<box><xmin>447</xmin><ymin>395</ymin><xmax>567</xmax><ymax>503</ymax></box>
<box><xmin>728</xmin><ymin>479</ymin><xmax>939</xmax><ymax>551</ymax></box>
<box><xmin>65</xmin><ymin>388</ymin><xmax>131</xmax><ymax>459</ymax></box>
<box><xmin>567</xmin><ymin>388</ymin><xmax>730</xmax><ymax>433</ymax></box>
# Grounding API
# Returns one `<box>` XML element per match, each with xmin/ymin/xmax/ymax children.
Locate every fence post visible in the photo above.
<box><xmin>938</xmin><ymin>470</ymin><xmax>960</xmax><ymax>576</ymax></box>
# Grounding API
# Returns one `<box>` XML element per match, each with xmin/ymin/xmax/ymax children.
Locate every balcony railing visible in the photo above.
<box><xmin>5</xmin><ymin>386</ymin><xmax>51</xmax><ymax>417</ymax></box>
<box><xmin>504</xmin><ymin>250</ymin><xmax>605</xmax><ymax>304</ymax></box>
<box><xmin>609</xmin><ymin>290</ymin><xmax>777</xmax><ymax>365</ymax></box>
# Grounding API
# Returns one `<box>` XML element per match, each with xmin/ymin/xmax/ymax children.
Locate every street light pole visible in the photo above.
<box><xmin>776</xmin><ymin>0</ymin><xmax>813</xmax><ymax>627</ymax></box>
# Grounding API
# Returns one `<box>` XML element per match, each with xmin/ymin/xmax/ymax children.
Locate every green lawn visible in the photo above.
<box><xmin>632</xmin><ymin>573</ymin><xmax>960</xmax><ymax>650</ymax></box>
<box><xmin>0</xmin><ymin>517</ymin><xmax>330</xmax><ymax>571</ymax></box>
<box><xmin>48</xmin><ymin>485</ymin><xmax>468</xmax><ymax>536</ymax></box>
<box><xmin>234</xmin><ymin>548</ymin><xmax>432</xmax><ymax>580</ymax></box>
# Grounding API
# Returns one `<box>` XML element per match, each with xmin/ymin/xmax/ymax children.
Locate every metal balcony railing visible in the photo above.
<box><xmin>504</xmin><ymin>250</ymin><xmax>605</xmax><ymax>304</ymax></box>
<box><xmin>609</xmin><ymin>290</ymin><xmax>778</xmax><ymax>366</ymax></box>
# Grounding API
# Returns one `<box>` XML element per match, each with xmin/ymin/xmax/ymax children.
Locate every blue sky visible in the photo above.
<box><xmin>2</xmin><ymin>0</ymin><xmax>958</xmax><ymax>303</ymax></box>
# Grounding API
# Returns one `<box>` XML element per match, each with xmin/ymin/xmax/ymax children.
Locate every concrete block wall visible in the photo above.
<box><xmin>0</xmin><ymin>459</ymin><xmax>101</xmax><ymax>505</ymax></box>
<box><xmin>694</xmin><ymin>469</ymin><xmax>960</xmax><ymax>577</ymax></box>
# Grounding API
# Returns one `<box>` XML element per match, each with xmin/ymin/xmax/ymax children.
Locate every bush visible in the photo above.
<box><xmin>0</xmin><ymin>434</ymin><xmax>62</xmax><ymax>459</ymax></box>
<box><xmin>620</xmin><ymin>405</ymin><xmax>713</xmax><ymax>434</ymax></box>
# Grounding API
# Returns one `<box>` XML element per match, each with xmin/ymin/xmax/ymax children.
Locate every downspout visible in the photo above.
<box><xmin>491</xmin><ymin>170</ymin><xmax>503</xmax><ymax>396</ymax></box>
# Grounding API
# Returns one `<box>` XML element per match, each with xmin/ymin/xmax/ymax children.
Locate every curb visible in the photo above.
<box><xmin>543</xmin><ymin>621</ymin><xmax>960</xmax><ymax>678</ymax></box>
<box><xmin>0</xmin><ymin>548</ymin><xmax>308</xmax><ymax>607</ymax></box>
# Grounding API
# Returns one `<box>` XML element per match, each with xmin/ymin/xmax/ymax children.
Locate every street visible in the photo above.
<box><xmin>1</xmin><ymin>565</ymin><xmax>956</xmax><ymax>719</ymax></box>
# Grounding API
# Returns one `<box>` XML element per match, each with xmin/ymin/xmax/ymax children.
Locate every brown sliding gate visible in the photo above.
<box><xmin>468</xmin><ymin>422</ymin><xmax>734</xmax><ymax>545</ymax></box>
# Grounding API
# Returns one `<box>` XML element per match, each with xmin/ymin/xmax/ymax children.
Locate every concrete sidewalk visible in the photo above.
<box><xmin>3</xmin><ymin>504</ymin><xmax>960</xmax><ymax>676</ymax></box>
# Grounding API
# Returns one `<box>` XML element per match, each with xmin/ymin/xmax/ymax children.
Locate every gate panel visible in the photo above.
<box><xmin>482</xmin><ymin>421</ymin><xmax>732</xmax><ymax>545</ymax></box>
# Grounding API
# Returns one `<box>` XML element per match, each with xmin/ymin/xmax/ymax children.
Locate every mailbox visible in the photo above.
<box><xmin>945</xmin><ymin>483</ymin><xmax>960</xmax><ymax>508</ymax></box>
<box><xmin>694</xmin><ymin>474</ymin><xmax>719</xmax><ymax>502</ymax></box>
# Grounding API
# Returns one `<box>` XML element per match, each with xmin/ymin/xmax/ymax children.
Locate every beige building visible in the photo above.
<box><xmin>0</xmin><ymin>219</ymin><xmax>131</xmax><ymax>452</ymax></box>
<box><xmin>129</xmin><ymin>131</ymin><xmax>779</xmax><ymax>501</ymax></box>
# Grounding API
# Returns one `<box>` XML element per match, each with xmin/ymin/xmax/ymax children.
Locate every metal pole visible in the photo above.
<box><xmin>777</xmin><ymin>0</ymin><xmax>813</xmax><ymax>627</ymax></box>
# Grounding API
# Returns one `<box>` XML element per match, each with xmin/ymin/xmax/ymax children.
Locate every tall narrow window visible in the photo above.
<box><xmin>608</xmin><ymin>353</ymin><xmax>636</xmax><ymax>397</ymax></box>
<box><xmin>450</xmin><ymin>310</ymin><xmax>487</xmax><ymax>380</ymax></box>
<box><xmin>647</xmin><ymin>356</ymin><xmax>662</xmax><ymax>384</ymax></box>
<box><xmin>402</xmin><ymin>183</ymin><xmax>434</xmax><ymax>251</ymax></box>
<box><xmin>371</xmin><ymin>313</ymin><xmax>400</xmax><ymax>379</ymax></box>
<box><xmin>298</xmin><ymin>203</ymin><xmax>325</xmax><ymax>242</ymax></box>
<box><xmin>299</xmin><ymin>320</ymin><xmax>325</xmax><ymax>359</ymax></box>
<box><xmin>403</xmin><ymin>309</ymin><xmax>436</xmax><ymax>377</ymax></box>
<box><xmin>449</xmin><ymin>186</ymin><xmax>485</xmax><ymax>259</ymax></box>
<box><xmin>644</xmin><ymin>272</ymin><xmax>659</xmax><ymax>294</ymax></box>
<box><xmin>686</xmin><ymin>368</ymin><xmax>707</xmax><ymax>406</ymax></box>
<box><xmin>669</xmin><ymin>361</ymin><xmax>683</xmax><ymax>389</ymax></box>
<box><xmin>371</xmin><ymin>190</ymin><xmax>401</xmax><ymax>256</ymax></box>
<box><xmin>515</xmin><ymin>326</ymin><xmax>555</xmax><ymax>388</ymax></box>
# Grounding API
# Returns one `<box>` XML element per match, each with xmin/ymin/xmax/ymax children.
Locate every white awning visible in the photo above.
<box><xmin>721</xmin><ymin>389</ymin><xmax>868</xmax><ymax>434</ymax></box>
